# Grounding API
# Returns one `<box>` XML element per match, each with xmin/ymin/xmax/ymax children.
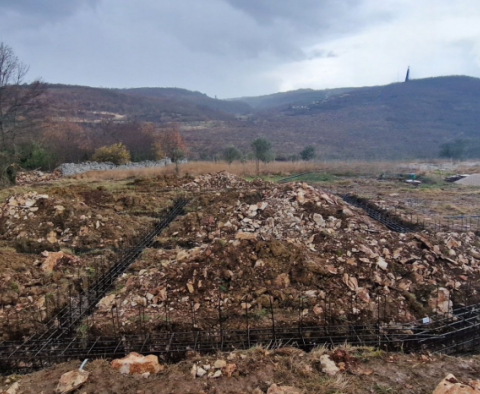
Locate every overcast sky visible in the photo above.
<box><xmin>1</xmin><ymin>0</ymin><xmax>480</xmax><ymax>98</ymax></box>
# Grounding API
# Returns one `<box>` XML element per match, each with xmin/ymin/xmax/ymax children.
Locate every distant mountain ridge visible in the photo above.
<box><xmin>46</xmin><ymin>84</ymin><xmax>239</xmax><ymax>123</ymax></box>
<box><xmin>189</xmin><ymin>75</ymin><xmax>480</xmax><ymax>159</ymax></box>
<box><xmin>229</xmin><ymin>87</ymin><xmax>357</xmax><ymax>109</ymax></box>
<box><xmin>45</xmin><ymin>76</ymin><xmax>480</xmax><ymax>160</ymax></box>
<box><xmin>119</xmin><ymin>87</ymin><xmax>252</xmax><ymax>114</ymax></box>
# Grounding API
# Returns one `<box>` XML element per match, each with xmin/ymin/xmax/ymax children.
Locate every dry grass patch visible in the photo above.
<box><xmin>70</xmin><ymin>160</ymin><xmax>420</xmax><ymax>182</ymax></box>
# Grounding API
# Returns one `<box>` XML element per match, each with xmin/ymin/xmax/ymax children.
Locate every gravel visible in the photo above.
<box><xmin>455</xmin><ymin>174</ymin><xmax>480</xmax><ymax>186</ymax></box>
<box><xmin>57</xmin><ymin>158</ymin><xmax>173</xmax><ymax>176</ymax></box>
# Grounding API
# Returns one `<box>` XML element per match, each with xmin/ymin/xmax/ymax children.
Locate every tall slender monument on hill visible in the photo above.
<box><xmin>405</xmin><ymin>66</ymin><xmax>410</xmax><ymax>82</ymax></box>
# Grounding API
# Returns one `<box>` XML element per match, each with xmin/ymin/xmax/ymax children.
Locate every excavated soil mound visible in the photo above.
<box><xmin>90</xmin><ymin>172</ymin><xmax>480</xmax><ymax>335</ymax></box>
<box><xmin>0</xmin><ymin>181</ymin><xmax>179</xmax><ymax>339</ymax></box>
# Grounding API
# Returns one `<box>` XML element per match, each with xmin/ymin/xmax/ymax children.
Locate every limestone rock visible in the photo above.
<box><xmin>225</xmin><ymin>363</ymin><xmax>237</xmax><ymax>377</ymax></box>
<box><xmin>214</xmin><ymin>359</ymin><xmax>227</xmax><ymax>369</ymax></box>
<box><xmin>97</xmin><ymin>294</ymin><xmax>116</xmax><ymax>311</ymax></box>
<box><xmin>235</xmin><ymin>231</ymin><xmax>257</xmax><ymax>240</ymax></box>
<box><xmin>111</xmin><ymin>352</ymin><xmax>164</xmax><ymax>374</ymax></box>
<box><xmin>343</xmin><ymin>273</ymin><xmax>358</xmax><ymax>291</ymax></box>
<box><xmin>433</xmin><ymin>374</ymin><xmax>480</xmax><ymax>394</ymax></box>
<box><xmin>429</xmin><ymin>287</ymin><xmax>453</xmax><ymax>314</ymax></box>
<box><xmin>377</xmin><ymin>257</ymin><xmax>388</xmax><ymax>271</ymax></box>
<box><xmin>6</xmin><ymin>382</ymin><xmax>21</xmax><ymax>394</ymax></box>
<box><xmin>313</xmin><ymin>213</ymin><xmax>325</xmax><ymax>227</ymax></box>
<box><xmin>41</xmin><ymin>251</ymin><xmax>64</xmax><ymax>271</ymax></box>
<box><xmin>356</xmin><ymin>288</ymin><xmax>370</xmax><ymax>303</ymax></box>
<box><xmin>47</xmin><ymin>230</ymin><xmax>58</xmax><ymax>243</ymax></box>
<box><xmin>274</xmin><ymin>273</ymin><xmax>290</xmax><ymax>288</ymax></box>
<box><xmin>320</xmin><ymin>354</ymin><xmax>340</xmax><ymax>376</ymax></box>
<box><xmin>196</xmin><ymin>366</ymin><xmax>207</xmax><ymax>377</ymax></box>
<box><xmin>55</xmin><ymin>370</ymin><xmax>89</xmax><ymax>394</ymax></box>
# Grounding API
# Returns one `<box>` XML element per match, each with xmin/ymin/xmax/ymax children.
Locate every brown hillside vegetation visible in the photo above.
<box><xmin>183</xmin><ymin>76</ymin><xmax>480</xmax><ymax>160</ymax></box>
<box><xmin>46</xmin><ymin>84</ymin><xmax>235</xmax><ymax>123</ymax></box>
<box><xmin>43</xmin><ymin>76</ymin><xmax>480</xmax><ymax>160</ymax></box>
<box><xmin>121</xmin><ymin>87</ymin><xmax>252</xmax><ymax>114</ymax></box>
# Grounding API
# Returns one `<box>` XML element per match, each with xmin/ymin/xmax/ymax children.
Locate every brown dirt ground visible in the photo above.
<box><xmin>328</xmin><ymin>177</ymin><xmax>480</xmax><ymax>219</ymax></box>
<box><xmin>1</xmin><ymin>346</ymin><xmax>479</xmax><ymax>394</ymax></box>
<box><xmin>0</xmin><ymin>175</ymin><xmax>184</xmax><ymax>339</ymax></box>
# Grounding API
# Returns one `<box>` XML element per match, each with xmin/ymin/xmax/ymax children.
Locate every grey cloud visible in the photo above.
<box><xmin>224</xmin><ymin>0</ymin><xmax>358</xmax><ymax>24</ymax></box>
<box><xmin>0</xmin><ymin>0</ymin><xmax>478</xmax><ymax>98</ymax></box>
<box><xmin>0</xmin><ymin>0</ymin><xmax>96</xmax><ymax>22</ymax></box>
<box><xmin>306</xmin><ymin>49</ymin><xmax>338</xmax><ymax>60</ymax></box>
<box><xmin>223</xmin><ymin>0</ymin><xmax>369</xmax><ymax>36</ymax></box>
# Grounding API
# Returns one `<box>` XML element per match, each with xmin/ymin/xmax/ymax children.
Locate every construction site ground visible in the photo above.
<box><xmin>1</xmin><ymin>163</ymin><xmax>480</xmax><ymax>392</ymax></box>
<box><xmin>1</xmin><ymin>346</ymin><xmax>479</xmax><ymax>394</ymax></box>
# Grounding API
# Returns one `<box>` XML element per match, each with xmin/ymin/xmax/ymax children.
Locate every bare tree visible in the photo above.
<box><xmin>0</xmin><ymin>42</ymin><xmax>46</xmax><ymax>149</ymax></box>
<box><xmin>160</xmin><ymin>122</ymin><xmax>187</xmax><ymax>163</ymax></box>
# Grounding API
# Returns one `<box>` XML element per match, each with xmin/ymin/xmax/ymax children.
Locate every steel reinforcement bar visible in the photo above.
<box><xmin>1</xmin><ymin>198</ymin><xmax>189</xmax><ymax>363</ymax></box>
<box><xmin>1</xmin><ymin>303</ymin><xmax>480</xmax><ymax>373</ymax></box>
<box><xmin>340</xmin><ymin>194</ymin><xmax>416</xmax><ymax>233</ymax></box>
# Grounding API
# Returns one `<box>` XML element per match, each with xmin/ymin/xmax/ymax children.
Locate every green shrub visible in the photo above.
<box><xmin>19</xmin><ymin>142</ymin><xmax>57</xmax><ymax>170</ymax></box>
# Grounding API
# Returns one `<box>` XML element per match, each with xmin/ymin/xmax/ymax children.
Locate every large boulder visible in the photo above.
<box><xmin>433</xmin><ymin>374</ymin><xmax>480</xmax><ymax>394</ymax></box>
<box><xmin>429</xmin><ymin>288</ymin><xmax>453</xmax><ymax>315</ymax></box>
<box><xmin>55</xmin><ymin>370</ymin><xmax>89</xmax><ymax>394</ymax></box>
<box><xmin>40</xmin><ymin>251</ymin><xmax>79</xmax><ymax>272</ymax></box>
<box><xmin>111</xmin><ymin>352</ymin><xmax>164</xmax><ymax>374</ymax></box>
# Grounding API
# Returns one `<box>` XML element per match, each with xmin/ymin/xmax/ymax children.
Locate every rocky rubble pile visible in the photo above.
<box><xmin>15</xmin><ymin>170</ymin><xmax>61</xmax><ymax>186</ymax></box>
<box><xmin>182</xmin><ymin>171</ymin><xmax>250</xmax><ymax>190</ymax></box>
<box><xmin>0</xmin><ymin>246</ymin><xmax>96</xmax><ymax>340</ymax></box>
<box><xmin>91</xmin><ymin>172</ymin><xmax>480</xmax><ymax>333</ymax></box>
<box><xmin>0</xmin><ymin>191</ymin><xmax>109</xmax><ymax>250</ymax></box>
<box><xmin>0</xmin><ymin>181</ymin><xmax>181</xmax><ymax>338</ymax></box>
<box><xmin>0</xmin><ymin>188</ymin><xmax>156</xmax><ymax>251</ymax></box>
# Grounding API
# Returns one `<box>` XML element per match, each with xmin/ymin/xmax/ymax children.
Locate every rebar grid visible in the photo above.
<box><xmin>341</xmin><ymin>194</ymin><xmax>480</xmax><ymax>233</ymax></box>
<box><xmin>1</xmin><ymin>192</ymin><xmax>480</xmax><ymax>374</ymax></box>
<box><xmin>0</xmin><ymin>199</ymin><xmax>189</xmax><ymax>368</ymax></box>
<box><xmin>1</xmin><ymin>302</ymin><xmax>480</xmax><ymax>374</ymax></box>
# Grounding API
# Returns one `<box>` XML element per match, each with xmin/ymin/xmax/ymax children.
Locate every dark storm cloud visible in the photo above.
<box><xmin>0</xmin><ymin>0</ymin><xmax>479</xmax><ymax>97</ymax></box>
